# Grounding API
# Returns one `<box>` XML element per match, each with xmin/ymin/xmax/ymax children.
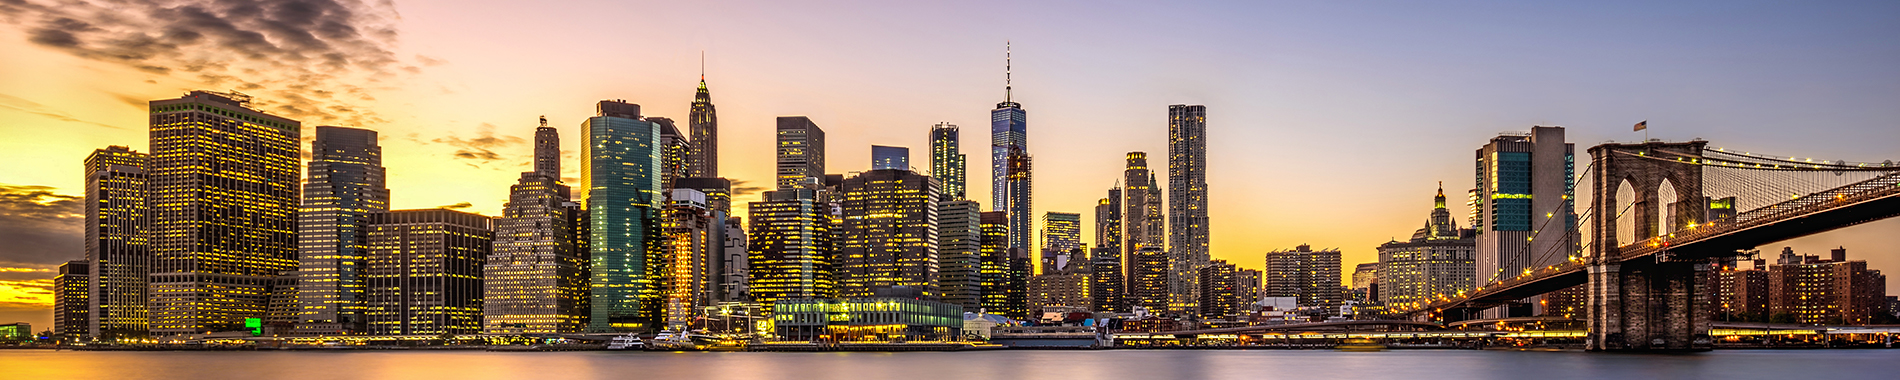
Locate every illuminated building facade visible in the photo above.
<box><xmin>1376</xmin><ymin>185</ymin><xmax>1476</xmax><ymax>309</ymax></box>
<box><xmin>1197</xmin><ymin>260</ymin><xmax>1240</xmax><ymax>321</ymax></box>
<box><xmin>837</xmin><ymin>169</ymin><xmax>940</xmax><ymax>298</ymax></box>
<box><xmin>1166</xmin><ymin>104</ymin><xmax>1211</xmax><ymax>316</ymax></box>
<box><xmin>775</xmin><ymin>116</ymin><xmax>826</xmax><ymax>189</ymax></box>
<box><xmin>146</xmin><ymin>91</ymin><xmax>301</xmax><ymax>335</ymax></box>
<box><xmin>1028</xmin><ymin>273</ymin><xmax>1090</xmax><ymax>318</ymax></box>
<box><xmin>1767</xmin><ymin>247</ymin><xmax>1888</xmax><ymax>325</ymax></box>
<box><xmin>688</xmin><ymin>76</ymin><xmax>718</xmax><ymax>178</ymax></box>
<box><xmin>83</xmin><ymin>146</ymin><xmax>149</xmax><ymax>338</ymax></box>
<box><xmin>980</xmin><ymin>211</ymin><xmax>1028</xmax><ymax>319</ymax></box>
<box><xmin>1472</xmin><ymin>126</ymin><xmax>1575</xmax><ymax>317</ymax></box>
<box><xmin>1237</xmin><ymin>268</ymin><xmax>1262</xmax><ymax>306</ymax></box>
<box><xmin>55</xmin><ymin>260</ymin><xmax>89</xmax><ymax>339</ymax></box>
<box><xmin>770</xmin><ymin>297</ymin><xmax>963</xmax><ymax>342</ymax></box>
<box><xmin>871</xmin><ymin>145</ymin><xmax>909</xmax><ymax>171</ymax></box>
<box><xmin>929</xmin><ymin>122</ymin><xmax>966</xmax><ymax>201</ymax></box>
<box><xmin>992</xmin><ymin>45</ymin><xmax>1032</xmax><ymax>254</ymax></box>
<box><xmin>364</xmin><ymin>209</ymin><xmax>493</xmax><ymax>336</ymax></box>
<box><xmin>1264</xmin><ymin>245</ymin><xmax>1344</xmax><ymax>309</ymax></box>
<box><xmin>484</xmin><ymin>120</ymin><xmax>589</xmax><ymax>333</ymax></box>
<box><xmin>675</xmin><ymin>177</ymin><xmax>738</xmax><ymax>303</ymax></box>
<box><xmin>584</xmin><ymin>100</ymin><xmax>666</xmax><ymax>332</ymax></box>
<box><xmin>295</xmin><ymin>126</ymin><xmax>390</xmax><ymax>336</ymax></box>
<box><xmin>663</xmin><ymin>189</ymin><xmax>719</xmax><ymax>327</ymax></box>
<box><xmin>1040</xmin><ymin>212</ymin><xmax>1082</xmax><ymax>274</ymax></box>
<box><xmin>1122</xmin><ymin>153</ymin><xmax>1169</xmax><ymax>313</ymax></box>
<box><xmin>938</xmin><ymin>200</ymin><xmax>983</xmax><ymax>310</ymax></box>
<box><xmin>719</xmin><ymin>216</ymin><xmax>748</xmax><ymax>302</ymax></box>
<box><xmin>1092</xmin><ymin>189</ymin><xmax>1125</xmax><ymax>313</ymax></box>
<box><xmin>747</xmin><ymin>186</ymin><xmax>835</xmax><ymax>309</ymax></box>
<box><xmin>1351</xmin><ymin>263</ymin><xmax>1381</xmax><ymax>304</ymax></box>
<box><xmin>1716</xmin><ymin>262</ymin><xmax>1769</xmax><ymax>321</ymax></box>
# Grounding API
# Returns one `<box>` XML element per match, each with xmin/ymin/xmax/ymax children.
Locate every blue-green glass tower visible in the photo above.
<box><xmin>583</xmin><ymin>100</ymin><xmax>665</xmax><ymax>332</ymax></box>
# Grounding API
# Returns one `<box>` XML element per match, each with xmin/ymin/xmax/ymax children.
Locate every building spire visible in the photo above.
<box><xmin>1434</xmin><ymin>181</ymin><xmax>1447</xmax><ymax>209</ymax></box>
<box><xmin>1005</xmin><ymin>41</ymin><xmax>1012</xmax><ymax>103</ymax></box>
<box><xmin>699</xmin><ymin>50</ymin><xmax>706</xmax><ymax>81</ymax></box>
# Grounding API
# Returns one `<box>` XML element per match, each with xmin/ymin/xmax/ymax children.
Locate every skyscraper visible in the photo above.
<box><xmin>485</xmin><ymin>119</ymin><xmax>589</xmax><ymax>334</ymax></box>
<box><xmin>1091</xmin><ymin>190</ymin><xmax>1126</xmax><ymax>313</ymax></box>
<box><xmin>54</xmin><ymin>261</ymin><xmax>88</xmax><ymax>339</ymax></box>
<box><xmin>775</xmin><ymin>116</ymin><xmax>826</xmax><ymax>190</ymax></box>
<box><xmin>363</xmin><ymin>209</ymin><xmax>493</xmax><ymax>336</ymax></box>
<box><xmin>1377</xmin><ymin>184</ymin><xmax>1476</xmax><ymax>309</ymax></box>
<box><xmin>295</xmin><ymin>126</ymin><xmax>390</xmax><ymax>336</ymax></box>
<box><xmin>938</xmin><ymin>200</ymin><xmax>984</xmax><ymax>310</ymax></box>
<box><xmin>980</xmin><ymin>211</ymin><xmax>1028</xmax><ymax>319</ymax></box>
<box><xmin>583</xmin><ymin>100</ymin><xmax>666</xmax><ymax>332</ymax></box>
<box><xmin>747</xmin><ymin>185</ymin><xmax>834</xmax><ymax>308</ymax></box>
<box><xmin>1264</xmin><ymin>245</ymin><xmax>1344</xmax><ymax>309</ymax></box>
<box><xmin>719</xmin><ymin>216</ymin><xmax>748</xmax><ymax>303</ymax></box>
<box><xmin>1473</xmin><ymin>126</ymin><xmax>1575</xmax><ymax>316</ymax></box>
<box><xmin>662</xmin><ymin>189</ymin><xmax>719</xmax><ymax>327</ymax></box>
<box><xmin>1197</xmin><ymin>260</ymin><xmax>1241</xmax><ymax>321</ymax></box>
<box><xmin>652</xmin><ymin>117</ymin><xmax>693</xmax><ymax>192</ymax></box>
<box><xmin>929</xmin><ymin>122</ymin><xmax>967</xmax><ymax>201</ymax></box>
<box><xmin>688</xmin><ymin>72</ymin><xmax>719</xmax><ymax>178</ymax></box>
<box><xmin>1166</xmin><ymin>104</ymin><xmax>1210</xmax><ymax>314</ymax></box>
<box><xmin>871</xmin><ymin>145</ymin><xmax>909</xmax><ymax>171</ymax></box>
<box><xmin>991</xmin><ymin>43</ymin><xmax>1033</xmax><ymax>254</ymax></box>
<box><xmin>1040</xmin><ymin>212</ymin><xmax>1082</xmax><ymax>274</ymax></box>
<box><xmin>836</xmin><ymin>169</ymin><xmax>940</xmax><ymax>298</ymax></box>
<box><xmin>1122</xmin><ymin>152</ymin><xmax>1169</xmax><ymax>313</ymax></box>
<box><xmin>146</xmin><ymin>91</ymin><xmax>301</xmax><ymax>335</ymax></box>
<box><xmin>83</xmin><ymin>146</ymin><xmax>148</xmax><ymax>338</ymax></box>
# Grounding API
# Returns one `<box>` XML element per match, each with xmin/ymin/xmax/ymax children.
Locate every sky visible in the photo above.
<box><xmin>2</xmin><ymin>0</ymin><xmax>1899</xmax><ymax>329</ymax></box>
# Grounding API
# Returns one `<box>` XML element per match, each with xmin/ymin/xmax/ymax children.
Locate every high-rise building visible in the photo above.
<box><xmin>747</xmin><ymin>186</ymin><xmax>835</xmax><ymax>308</ymax></box>
<box><xmin>1027</xmin><ymin>273</ymin><xmax>1090</xmax><ymax>318</ymax></box>
<box><xmin>1166</xmin><ymin>104</ymin><xmax>1211</xmax><ymax>316</ymax></box>
<box><xmin>688</xmin><ymin>73</ymin><xmax>719</xmax><ymax>178</ymax></box>
<box><xmin>1473</xmin><ymin>126</ymin><xmax>1576</xmax><ymax>316</ymax></box>
<box><xmin>294</xmin><ymin>126</ymin><xmax>390</xmax><ymax>336</ymax></box>
<box><xmin>1766</xmin><ymin>247</ymin><xmax>1887</xmax><ymax>325</ymax></box>
<box><xmin>1377</xmin><ymin>184</ymin><xmax>1476</xmax><ymax>309</ymax></box>
<box><xmin>1264</xmin><ymin>245</ymin><xmax>1344</xmax><ymax>309</ymax></box>
<box><xmin>364</xmin><ymin>209</ymin><xmax>493</xmax><ymax>336</ymax></box>
<box><xmin>652</xmin><ymin>117</ymin><xmax>693</xmax><ymax>192</ymax></box>
<box><xmin>1237</xmin><ymin>268</ymin><xmax>1262</xmax><ymax>306</ymax></box>
<box><xmin>663</xmin><ymin>189</ymin><xmax>719</xmax><ymax>327</ymax></box>
<box><xmin>980</xmin><ymin>211</ymin><xmax>1028</xmax><ymax>319</ymax></box>
<box><xmin>146</xmin><ymin>91</ymin><xmax>301</xmax><ymax>335</ymax></box>
<box><xmin>1716</xmin><ymin>263</ymin><xmax>1770</xmax><ymax>322</ymax></box>
<box><xmin>1091</xmin><ymin>189</ymin><xmax>1125</xmax><ymax>313</ymax></box>
<box><xmin>484</xmin><ymin>118</ymin><xmax>589</xmax><ymax>334</ymax></box>
<box><xmin>836</xmin><ymin>169</ymin><xmax>939</xmax><ymax>298</ymax></box>
<box><xmin>775</xmin><ymin>116</ymin><xmax>826</xmax><ymax>190</ymax></box>
<box><xmin>929</xmin><ymin>122</ymin><xmax>966</xmax><ymax>201</ymax></box>
<box><xmin>718</xmin><ymin>216</ymin><xmax>748</xmax><ymax>303</ymax></box>
<box><xmin>991</xmin><ymin>44</ymin><xmax>1033</xmax><ymax>254</ymax></box>
<box><xmin>1122</xmin><ymin>153</ymin><xmax>1169</xmax><ymax>312</ymax></box>
<box><xmin>54</xmin><ymin>260</ymin><xmax>89</xmax><ymax>339</ymax></box>
<box><xmin>1350</xmin><ymin>263</ymin><xmax>1381</xmax><ymax>304</ymax></box>
<box><xmin>938</xmin><ymin>200</ymin><xmax>984</xmax><ymax>310</ymax></box>
<box><xmin>1197</xmin><ymin>260</ymin><xmax>1241</xmax><ymax>321</ymax></box>
<box><xmin>583</xmin><ymin>100</ymin><xmax>666</xmax><ymax>332</ymax></box>
<box><xmin>1040</xmin><ymin>212</ymin><xmax>1082</xmax><ymax>274</ymax></box>
<box><xmin>676</xmin><ymin>178</ymin><xmax>734</xmax><ymax>215</ymax></box>
<box><xmin>83</xmin><ymin>146</ymin><xmax>148</xmax><ymax>338</ymax></box>
<box><xmin>673</xmin><ymin>177</ymin><xmax>737</xmax><ymax>304</ymax></box>
<box><xmin>871</xmin><ymin>145</ymin><xmax>909</xmax><ymax>171</ymax></box>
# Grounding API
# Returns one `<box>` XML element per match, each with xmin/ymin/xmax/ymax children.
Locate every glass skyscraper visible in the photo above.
<box><xmin>992</xmin><ymin>44</ymin><xmax>1032</xmax><ymax>254</ymax></box>
<box><xmin>295</xmin><ymin>126</ymin><xmax>389</xmax><ymax>336</ymax></box>
<box><xmin>583</xmin><ymin>100</ymin><xmax>665</xmax><ymax>332</ymax></box>
<box><xmin>929</xmin><ymin>122</ymin><xmax>966</xmax><ymax>201</ymax></box>
<box><xmin>871</xmin><ymin>145</ymin><xmax>909</xmax><ymax>171</ymax></box>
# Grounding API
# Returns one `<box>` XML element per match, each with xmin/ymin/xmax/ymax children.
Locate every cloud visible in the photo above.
<box><xmin>0</xmin><ymin>279</ymin><xmax>55</xmax><ymax>310</ymax></box>
<box><xmin>0</xmin><ymin>185</ymin><xmax>82</xmax><ymax>268</ymax></box>
<box><xmin>437</xmin><ymin>202</ymin><xmax>472</xmax><ymax>210</ymax></box>
<box><xmin>0</xmin><ymin>93</ymin><xmax>123</xmax><ymax>129</ymax></box>
<box><xmin>431</xmin><ymin>123</ymin><xmax>525</xmax><ymax>167</ymax></box>
<box><xmin>730</xmin><ymin>179</ymin><xmax>767</xmax><ymax>197</ymax></box>
<box><xmin>0</xmin><ymin>0</ymin><xmax>421</xmax><ymax>126</ymax></box>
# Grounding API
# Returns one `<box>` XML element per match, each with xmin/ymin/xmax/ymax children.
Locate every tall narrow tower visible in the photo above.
<box><xmin>295</xmin><ymin>126</ymin><xmax>390</xmax><ymax>336</ymax></box>
<box><xmin>688</xmin><ymin>58</ymin><xmax>719</xmax><ymax>178</ymax></box>
<box><xmin>485</xmin><ymin>117</ymin><xmax>588</xmax><ymax>334</ymax></box>
<box><xmin>991</xmin><ymin>42</ymin><xmax>1032</xmax><ymax>253</ymax></box>
<box><xmin>1166</xmin><ymin>104</ymin><xmax>1210</xmax><ymax>314</ymax></box>
<box><xmin>84</xmin><ymin>146</ymin><xmax>148</xmax><ymax>339</ymax></box>
<box><xmin>535</xmin><ymin>116</ymin><xmax>561</xmax><ymax>180</ymax></box>
<box><xmin>1123</xmin><ymin>152</ymin><xmax>1168</xmax><ymax>312</ymax></box>
<box><xmin>929</xmin><ymin>122</ymin><xmax>966</xmax><ymax>200</ymax></box>
<box><xmin>584</xmin><ymin>100</ymin><xmax>666</xmax><ymax>332</ymax></box>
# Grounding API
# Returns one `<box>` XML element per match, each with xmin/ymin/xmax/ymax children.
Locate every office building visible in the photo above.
<box><xmin>1092</xmin><ymin>190</ymin><xmax>1126</xmax><ymax>313</ymax></box>
<box><xmin>1167</xmin><ymin>104</ymin><xmax>1211</xmax><ymax>316</ymax></box>
<box><xmin>1767</xmin><ymin>247</ymin><xmax>1887</xmax><ymax>325</ymax></box>
<box><xmin>146</xmin><ymin>91</ymin><xmax>301</xmax><ymax>335</ymax></box>
<box><xmin>1237</xmin><ymin>268</ymin><xmax>1262</xmax><ymax>306</ymax></box>
<box><xmin>718</xmin><ymin>217</ymin><xmax>748</xmax><ymax>303</ymax></box>
<box><xmin>1264</xmin><ymin>245</ymin><xmax>1344</xmax><ymax>309</ymax></box>
<box><xmin>663</xmin><ymin>189</ymin><xmax>719</xmax><ymax>327</ymax></box>
<box><xmin>1350</xmin><ymin>263</ymin><xmax>1381</xmax><ymax>304</ymax></box>
<box><xmin>980</xmin><ymin>211</ymin><xmax>1028</xmax><ymax>319</ymax></box>
<box><xmin>364</xmin><ymin>209</ymin><xmax>493</xmax><ymax>336</ymax></box>
<box><xmin>583</xmin><ymin>100</ymin><xmax>667</xmax><ymax>332</ymax></box>
<box><xmin>929</xmin><ymin>122</ymin><xmax>967</xmax><ymax>201</ymax></box>
<box><xmin>871</xmin><ymin>145</ymin><xmax>909</xmax><ymax>171</ymax></box>
<box><xmin>652</xmin><ymin>117</ymin><xmax>693</xmax><ymax>192</ymax></box>
<box><xmin>1123</xmin><ymin>153</ymin><xmax>1169</xmax><ymax>312</ymax></box>
<box><xmin>1377</xmin><ymin>184</ymin><xmax>1476</xmax><ymax>309</ymax></box>
<box><xmin>837</xmin><ymin>169</ymin><xmax>940</xmax><ymax>298</ymax></box>
<box><xmin>54</xmin><ymin>260</ymin><xmax>89</xmax><ymax>339</ymax></box>
<box><xmin>747</xmin><ymin>186</ymin><xmax>835</xmax><ymax>309</ymax></box>
<box><xmin>938</xmin><ymin>200</ymin><xmax>983</xmax><ymax>310</ymax></box>
<box><xmin>771</xmin><ymin>297</ymin><xmax>963</xmax><ymax>342</ymax></box>
<box><xmin>484</xmin><ymin>119</ymin><xmax>589</xmax><ymax>334</ymax></box>
<box><xmin>1197</xmin><ymin>260</ymin><xmax>1241</xmax><ymax>321</ymax></box>
<box><xmin>688</xmin><ymin>74</ymin><xmax>719</xmax><ymax>178</ymax></box>
<box><xmin>1473</xmin><ymin>126</ymin><xmax>1576</xmax><ymax>316</ymax></box>
<box><xmin>676</xmin><ymin>177</ymin><xmax>733</xmax><ymax>215</ymax></box>
<box><xmin>1041</xmin><ymin>212</ymin><xmax>1082</xmax><ymax>274</ymax></box>
<box><xmin>295</xmin><ymin>126</ymin><xmax>390</xmax><ymax>336</ymax></box>
<box><xmin>82</xmin><ymin>146</ymin><xmax>148</xmax><ymax>338</ymax></box>
<box><xmin>992</xmin><ymin>44</ymin><xmax>1033</xmax><ymax>254</ymax></box>
<box><xmin>1028</xmin><ymin>273</ymin><xmax>1090</xmax><ymax>318</ymax></box>
<box><xmin>775</xmin><ymin>116</ymin><xmax>826</xmax><ymax>189</ymax></box>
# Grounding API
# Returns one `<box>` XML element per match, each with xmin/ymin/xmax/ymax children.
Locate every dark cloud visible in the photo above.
<box><xmin>431</xmin><ymin>123</ymin><xmax>526</xmax><ymax>167</ymax></box>
<box><xmin>730</xmin><ymin>179</ymin><xmax>767</xmax><ymax>197</ymax></box>
<box><xmin>0</xmin><ymin>184</ymin><xmax>83</xmax><ymax>268</ymax></box>
<box><xmin>0</xmin><ymin>0</ymin><xmax>422</xmax><ymax>126</ymax></box>
<box><xmin>438</xmin><ymin>202</ymin><xmax>472</xmax><ymax>210</ymax></box>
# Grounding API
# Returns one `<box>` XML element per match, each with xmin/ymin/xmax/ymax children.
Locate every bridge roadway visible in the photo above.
<box><xmin>1409</xmin><ymin>170</ymin><xmax>1900</xmax><ymax>319</ymax></box>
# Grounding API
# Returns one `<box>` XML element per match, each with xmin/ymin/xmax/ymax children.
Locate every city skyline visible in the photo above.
<box><xmin>5</xmin><ymin>1</ymin><xmax>1900</xmax><ymax>328</ymax></box>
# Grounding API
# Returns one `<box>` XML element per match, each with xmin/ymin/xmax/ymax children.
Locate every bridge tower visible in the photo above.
<box><xmin>1584</xmin><ymin>140</ymin><xmax>1714</xmax><ymax>351</ymax></box>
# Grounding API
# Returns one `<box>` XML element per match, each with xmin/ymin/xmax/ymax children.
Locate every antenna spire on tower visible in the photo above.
<box><xmin>700</xmin><ymin>50</ymin><xmax>705</xmax><ymax>81</ymax></box>
<box><xmin>1005</xmin><ymin>41</ymin><xmax>1012</xmax><ymax>103</ymax></box>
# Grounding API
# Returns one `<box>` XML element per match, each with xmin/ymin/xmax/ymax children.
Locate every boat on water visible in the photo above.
<box><xmin>645</xmin><ymin>330</ymin><xmax>747</xmax><ymax>352</ymax></box>
<box><xmin>1336</xmin><ymin>338</ymin><xmax>1385</xmax><ymax>352</ymax></box>
<box><xmin>605</xmin><ymin>334</ymin><xmax>645</xmax><ymax>350</ymax></box>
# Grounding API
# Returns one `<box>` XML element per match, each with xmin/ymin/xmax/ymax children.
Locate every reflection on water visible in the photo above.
<box><xmin>7</xmin><ymin>349</ymin><xmax>1897</xmax><ymax>380</ymax></box>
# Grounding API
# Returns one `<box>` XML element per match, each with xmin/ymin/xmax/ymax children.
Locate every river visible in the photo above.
<box><xmin>4</xmin><ymin>349</ymin><xmax>1895</xmax><ymax>380</ymax></box>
